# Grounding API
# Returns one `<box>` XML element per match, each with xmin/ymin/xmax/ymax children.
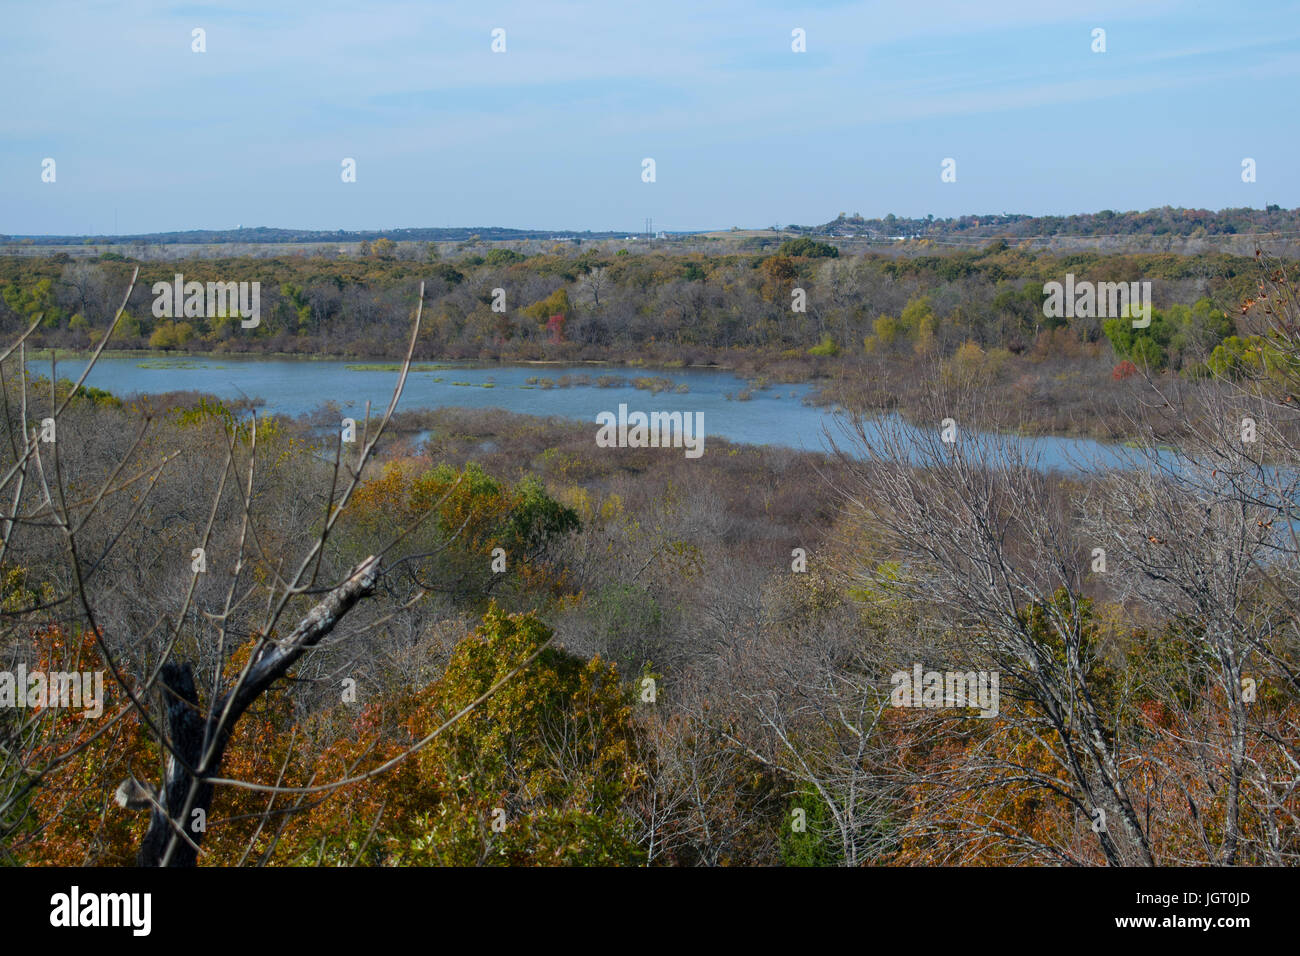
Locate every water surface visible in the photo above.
<box><xmin>33</xmin><ymin>355</ymin><xmax>1149</xmax><ymax>470</ymax></box>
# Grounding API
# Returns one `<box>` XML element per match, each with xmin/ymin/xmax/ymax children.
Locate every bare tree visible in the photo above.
<box><xmin>827</xmin><ymin>383</ymin><xmax>1157</xmax><ymax>865</ymax></box>
<box><xmin>0</xmin><ymin>280</ymin><xmax>557</xmax><ymax>867</ymax></box>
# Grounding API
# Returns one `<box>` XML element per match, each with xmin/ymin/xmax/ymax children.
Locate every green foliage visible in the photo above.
<box><xmin>168</xmin><ymin>395</ymin><xmax>274</xmax><ymax>443</ymax></box>
<box><xmin>352</xmin><ymin>461</ymin><xmax>581</xmax><ymax>606</ymax></box>
<box><xmin>1129</xmin><ymin>334</ymin><xmax>1166</xmax><ymax>370</ymax></box>
<box><xmin>777</xmin><ymin>237</ymin><xmax>839</xmax><ymax>259</ymax></box>
<box><xmin>1103</xmin><ymin>298</ymin><xmax>1232</xmax><ymax>372</ymax></box>
<box><xmin>1018</xmin><ymin>590</ymin><xmax>1122</xmax><ymax>717</ymax></box>
<box><xmin>172</xmin><ymin>395</ymin><xmax>239</xmax><ymax>429</ymax></box>
<box><xmin>900</xmin><ymin>295</ymin><xmax>935</xmax><ymax>333</ymax></box>
<box><xmin>403</xmin><ymin>605</ymin><xmax>645</xmax><ymax>865</ymax></box>
<box><xmin>148</xmin><ymin>320</ymin><xmax>196</xmax><ymax>349</ymax></box>
<box><xmin>20</xmin><ymin>375</ymin><xmax>123</xmax><ymax>413</ymax></box>
<box><xmin>0</xmin><ymin>564</ymin><xmax>57</xmax><ymax>613</ymax></box>
<box><xmin>504</xmin><ymin>474</ymin><xmax>581</xmax><ymax>556</ymax></box>
<box><xmin>780</xmin><ymin>788</ymin><xmax>841</xmax><ymax>866</ymax></box>
<box><xmin>523</xmin><ymin>287</ymin><xmax>572</xmax><ymax>326</ymax></box>
<box><xmin>1164</xmin><ymin>299</ymin><xmax>1233</xmax><ymax>362</ymax></box>
<box><xmin>874</xmin><ymin>314</ymin><xmax>901</xmax><ymax>347</ymax></box>
<box><xmin>2</xmin><ymin>279</ymin><xmax>64</xmax><ymax>328</ymax></box>
<box><xmin>808</xmin><ymin>334</ymin><xmax>839</xmax><ymax>356</ymax></box>
<box><xmin>1207</xmin><ymin>333</ymin><xmax>1300</xmax><ymax>387</ymax></box>
<box><xmin>280</xmin><ymin>282</ymin><xmax>312</xmax><ymax>334</ymax></box>
<box><xmin>110</xmin><ymin>312</ymin><xmax>144</xmax><ymax>342</ymax></box>
<box><xmin>78</xmin><ymin>385</ymin><xmax>121</xmax><ymax>409</ymax></box>
<box><xmin>485</xmin><ymin>249</ymin><xmax>527</xmax><ymax>267</ymax></box>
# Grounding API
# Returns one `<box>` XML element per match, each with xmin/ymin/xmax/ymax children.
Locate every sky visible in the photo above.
<box><xmin>2</xmin><ymin>0</ymin><xmax>1298</xmax><ymax>235</ymax></box>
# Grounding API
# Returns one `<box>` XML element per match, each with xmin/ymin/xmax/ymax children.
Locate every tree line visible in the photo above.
<box><xmin>0</xmin><ymin>244</ymin><xmax>1264</xmax><ymax>368</ymax></box>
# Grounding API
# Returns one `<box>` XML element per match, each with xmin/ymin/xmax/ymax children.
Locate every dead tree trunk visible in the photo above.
<box><xmin>120</xmin><ymin>556</ymin><xmax>381</xmax><ymax>867</ymax></box>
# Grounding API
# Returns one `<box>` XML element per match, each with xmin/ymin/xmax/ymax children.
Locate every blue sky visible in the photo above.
<box><xmin>3</xmin><ymin>0</ymin><xmax>1298</xmax><ymax>234</ymax></box>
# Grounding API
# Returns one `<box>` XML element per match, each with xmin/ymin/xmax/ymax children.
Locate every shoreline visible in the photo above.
<box><xmin>25</xmin><ymin>347</ymin><xmax>740</xmax><ymax>372</ymax></box>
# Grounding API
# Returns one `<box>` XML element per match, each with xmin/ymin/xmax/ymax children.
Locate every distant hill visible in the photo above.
<box><xmin>4</xmin><ymin>206</ymin><xmax>1298</xmax><ymax>246</ymax></box>
<box><xmin>0</xmin><ymin>225</ymin><xmax>641</xmax><ymax>246</ymax></box>
<box><xmin>793</xmin><ymin>206</ymin><xmax>1300</xmax><ymax>241</ymax></box>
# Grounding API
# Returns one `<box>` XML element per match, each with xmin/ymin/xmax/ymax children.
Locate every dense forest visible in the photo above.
<box><xmin>0</xmin><ymin>240</ymin><xmax>1258</xmax><ymax>359</ymax></box>
<box><xmin>0</xmin><ymin>247</ymin><xmax>1297</xmax><ymax>867</ymax></box>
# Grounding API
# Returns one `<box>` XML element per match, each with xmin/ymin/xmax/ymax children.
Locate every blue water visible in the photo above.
<box><xmin>32</xmin><ymin>354</ymin><xmax>1152</xmax><ymax>470</ymax></box>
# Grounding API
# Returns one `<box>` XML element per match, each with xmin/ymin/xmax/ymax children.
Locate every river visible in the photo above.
<box><xmin>31</xmin><ymin>354</ymin><xmax>1153</xmax><ymax>471</ymax></box>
